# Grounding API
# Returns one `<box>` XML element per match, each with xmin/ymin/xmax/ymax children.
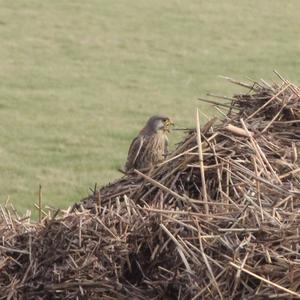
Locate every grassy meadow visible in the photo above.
<box><xmin>1</xmin><ymin>0</ymin><xmax>300</xmax><ymax>213</ymax></box>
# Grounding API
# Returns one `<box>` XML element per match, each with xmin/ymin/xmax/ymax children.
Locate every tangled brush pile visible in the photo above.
<box><xmin>1</xmin><ymin>74</ymin><xmax>300</xmax><ymax>299</ymax></box>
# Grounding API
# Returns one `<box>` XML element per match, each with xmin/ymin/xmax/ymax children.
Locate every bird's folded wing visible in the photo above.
<box><xmin>125</xmin><ymin>135</ymin><xmax>144</xmax><ymax>170</ymax></box>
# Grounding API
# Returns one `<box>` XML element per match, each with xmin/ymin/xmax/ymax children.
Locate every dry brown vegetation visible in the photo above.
<box><xmin>1</xmin><ymin>74</ymin><xmax>300</xmax><ymax>299</ymax></box>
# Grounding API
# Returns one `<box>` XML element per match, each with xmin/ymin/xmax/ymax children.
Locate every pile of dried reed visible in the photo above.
<box><xmin>1</xmin><ymin>74</ymin><xmax>300</xmax><ymax>299</ymax></box>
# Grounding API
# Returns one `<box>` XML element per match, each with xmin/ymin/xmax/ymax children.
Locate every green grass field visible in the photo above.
<box><xmin>1</xmin><ymin>0</ymin><xmax>300</xmax><ymax>213</ymax></box>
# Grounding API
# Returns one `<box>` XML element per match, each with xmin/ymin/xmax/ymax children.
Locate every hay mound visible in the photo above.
<box><xmin>1</xmin><ymin>75</ymin><xmax>300</xmax><ymax>299</ymax></box>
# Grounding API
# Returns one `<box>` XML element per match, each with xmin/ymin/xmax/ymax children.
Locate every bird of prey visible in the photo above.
<box><xmin>124</xmin><ymin>115</ymin><xmax>174</xmax><ymax>172</ymax></box>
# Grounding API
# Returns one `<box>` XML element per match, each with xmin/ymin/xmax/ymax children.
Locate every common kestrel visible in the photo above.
<box><xmin>124</xmin><ymin>115</ymin><xmax>174</xmax><ymax>172</ymax></box>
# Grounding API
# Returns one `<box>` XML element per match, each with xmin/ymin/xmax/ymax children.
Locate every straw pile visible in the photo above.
<box><xmin>1</xmin><ymin>74</ymin><xmax>300</xmax><ymax>299</ymax></box>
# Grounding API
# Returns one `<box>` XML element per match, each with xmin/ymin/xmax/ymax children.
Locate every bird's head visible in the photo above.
<box><xmin>146</xmin><ymin>115</ymin><xmax>174</xmax><ymax>133</ymax></box>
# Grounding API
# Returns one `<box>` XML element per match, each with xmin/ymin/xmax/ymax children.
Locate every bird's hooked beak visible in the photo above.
<box><xmin>164</xmin><ymin>119</ymin><xmax>175</xmax><ymax>132</ymax></box>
